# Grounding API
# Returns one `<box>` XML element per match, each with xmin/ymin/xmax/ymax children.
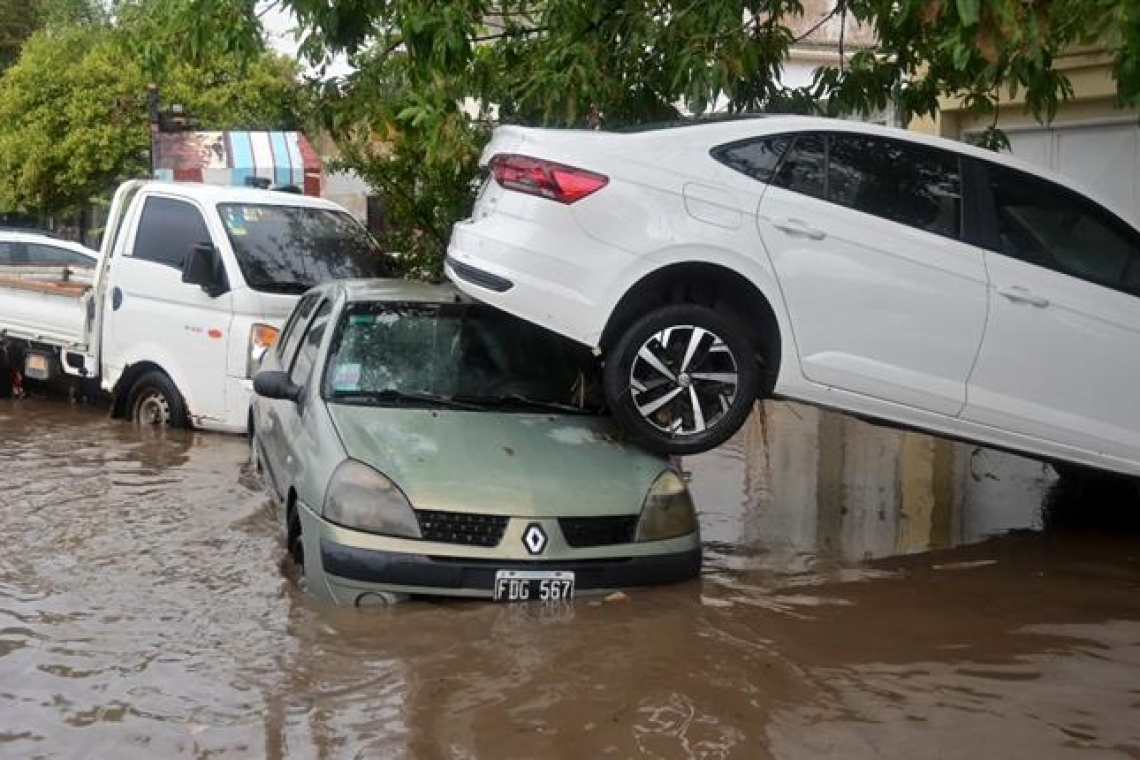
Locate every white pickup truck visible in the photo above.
<box><xmin>0</xmin><ymin>180</ymin><xmax>392</xmax><ymax>432</ymax></box>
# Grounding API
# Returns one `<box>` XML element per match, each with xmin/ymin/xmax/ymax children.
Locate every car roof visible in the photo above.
<box><xmin>0</xmin><ymin>229</ymin><xmax>98</xmax><ymax>257</ymax></box>
<box><xmin>314</xmin><ymin>278</ymin><xmax>466</xmax><ymax>304</ymax></box>
<box><xmin>134</xmin><ymin>180</ymin><xmax>347</xmax><ymax>211</ymax></box>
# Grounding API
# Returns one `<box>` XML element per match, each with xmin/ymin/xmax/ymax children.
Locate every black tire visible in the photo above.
<box><xmin>127</xmin><ymin>370</ymin><xmax>187</xmax><ymax>428</ymax></box>
<box><xmin>604</xmin><ymin>303</ymin><xmax>759</xmax><ymax>455</ymax></box>
<box><xmin>286</xmin><ymin>504</ymin><xmax>304</xmax><ymax>568</ymax></box>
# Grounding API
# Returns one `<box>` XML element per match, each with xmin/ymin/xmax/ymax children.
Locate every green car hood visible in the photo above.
<box><xmin>327</xmin><ymin>406</ymin><xmax>669</xmax><ymax>517</ymax></box>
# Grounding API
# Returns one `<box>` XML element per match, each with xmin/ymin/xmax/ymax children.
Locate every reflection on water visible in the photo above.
<box><xmin>1</xmin><ymin>397</ymin><xmax>1138</xmax><ymax>759</ymax></box>
<box><xmin>688</xmin><ymin>402</ymin><xmax>1055</xmax><ymax>573</ymax></box>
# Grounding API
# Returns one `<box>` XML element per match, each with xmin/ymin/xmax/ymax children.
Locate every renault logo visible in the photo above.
<box><xmin>522</xmin><ymin>523</ymin><xmax>548</xmax><ymax>555</ymax></box>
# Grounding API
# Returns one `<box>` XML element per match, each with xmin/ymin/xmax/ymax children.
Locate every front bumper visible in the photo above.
<box><xmin>300</xmin><ymin>504</ymin><xmax>702</xmax><ymax>604</ymax></box>
<box><xmin>321</xmin><ymin>540</ymin><xmax>701</xmax><ymax>597</ymax></box>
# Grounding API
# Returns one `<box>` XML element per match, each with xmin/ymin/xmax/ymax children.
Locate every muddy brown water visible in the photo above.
<box><xmin>1</xmin><ymin>396</ymin><xmax>1139</xmax><ymax>759</ymax></box>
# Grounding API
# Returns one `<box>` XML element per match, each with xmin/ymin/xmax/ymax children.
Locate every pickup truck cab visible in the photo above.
<box><xmin>0</xmin><ymin>180</ymin><xmax>391</xmax><ymax>432</ymax></box>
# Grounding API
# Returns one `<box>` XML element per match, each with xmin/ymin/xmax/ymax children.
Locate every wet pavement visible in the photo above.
<box><xmin>1</xmin><ymin>396</ymin><xmax>1139</xmax><ymax>758</ymax></box>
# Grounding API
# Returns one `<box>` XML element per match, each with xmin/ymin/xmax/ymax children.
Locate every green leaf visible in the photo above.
<box><xmin>956</xmin><ymin>0</ymin><xmax>980</xmax><ymax>26</ymax></box>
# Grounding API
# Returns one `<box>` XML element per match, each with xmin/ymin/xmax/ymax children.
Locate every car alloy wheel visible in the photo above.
<box><xmin>604</xmin><ymin>303</ymin><xmax>759</xmax><ymax>456</ymax></box>
<box><xmin>629</xmin><ymin>325</ymin><xmax>739</xmax><ymax>436</ymax></box>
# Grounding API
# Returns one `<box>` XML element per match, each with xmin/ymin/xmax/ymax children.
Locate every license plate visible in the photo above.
<box><xmin>493</xmin><ymin>570</ymin><xmax>575</xmax><ymax>603</ymax></box>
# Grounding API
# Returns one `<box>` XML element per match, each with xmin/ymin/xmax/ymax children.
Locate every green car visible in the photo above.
<box><xmin>250</xmin><ymin>280</ymin><xmax>702</xmax><ymax>604</ymax></box>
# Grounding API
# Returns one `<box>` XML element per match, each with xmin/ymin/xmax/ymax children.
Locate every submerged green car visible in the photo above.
<box><xmin>250</xmin><ymin>280</ymin><xmax>701</xmax><ymax>604</ymax></box>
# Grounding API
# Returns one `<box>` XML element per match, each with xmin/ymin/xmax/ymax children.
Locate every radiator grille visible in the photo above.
<box><xmin>559</xmin><ymin>515</ymin><xmax>639</xmax><ymax>548</ymax></box>
<box><xmin>416</xmin><ymin>510</ymin><xmax>509</xmax><ymax>547</ymax></box>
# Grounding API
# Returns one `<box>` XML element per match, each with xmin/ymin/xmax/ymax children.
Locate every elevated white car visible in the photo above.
<box><xmin>446</xmin><ymin>115</ymin><xmax>1140</xmax><ymax>476</ymax></box>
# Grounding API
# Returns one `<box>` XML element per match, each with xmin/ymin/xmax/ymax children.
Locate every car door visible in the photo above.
<box><xmin>262</xmin><ymin>299</ymin><xmax>332</xmax><ymax>497</ymax></box>
<box><xmin>101</xmin><ymin>195</ymin><xmax>233</xmax><ymax>422</ymax></box>
<box><xmin>961</xmin><ymin>163</ymin><xmax>1140</xmax><ymax>463</ymax></box>
<box><xmin>754</xmin><ymin>131</ymin><xmax>989</xmax><ymax>417</ymax></box>
<box><xmin>258</xmin><ymin>294</ymin><xmax>319</xmax><ymax>495</ymax></box>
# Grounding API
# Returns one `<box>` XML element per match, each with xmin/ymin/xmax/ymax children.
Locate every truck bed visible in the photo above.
<box><xmin>0</xmin><ymin>266</ymin><xmax>92</xmax><ymax>349</ymax></box>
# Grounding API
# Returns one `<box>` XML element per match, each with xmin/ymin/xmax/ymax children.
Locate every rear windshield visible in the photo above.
<box><xmin>323</xmin><ymin>301</ymin><xmax>604</xmax><ymax>414</ymax></box>
<box><xmin>218</xmin><ymin>203</ymin><xmax>394</xmax><ymax>294</ymax></box>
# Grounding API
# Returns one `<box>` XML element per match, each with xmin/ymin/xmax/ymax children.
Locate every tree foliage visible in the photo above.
<box><xmin>0</xmin><ymin>5</ymin><xmax>305</xmax><ymax>219</ymax></box>
<box><xmin>271</xmin><ymin>0</ymin><xmax>1140</xmax><ymax>272</ymax></box>
<box><xmin>8</xmin><ymin>0</ymin><xmax>1140</xmax><ymax>271</ymax></box>
<box><xmin>0</xmin><ymin>0</ymin><xmax>45</xmax><ymax>75</ymax></box>
<box><xmin>0</xmin><ymin>0</ymin><xmax>107</xmax><ymax>75</ymax></box>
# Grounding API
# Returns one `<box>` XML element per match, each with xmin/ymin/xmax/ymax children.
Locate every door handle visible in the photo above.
<box><xmin>997</xmin><ymin>286</ymin><xmax>1050</xmax><ymax>308</ymax></box>
<box><xmin>772</xmin><ymin>218</ymin><xmax>826</xmax><ymax>240</ymax></box>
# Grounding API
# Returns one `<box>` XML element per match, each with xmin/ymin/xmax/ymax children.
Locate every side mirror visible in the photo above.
<box><xmin>182</xmin><ymin>242</ymin><xmax>226</xmax><ymax>297</ymax></box>
<box><xmin>253</xmin><ymin>370</ymin><xmax>303</xmax><ymax>403</ymax></box>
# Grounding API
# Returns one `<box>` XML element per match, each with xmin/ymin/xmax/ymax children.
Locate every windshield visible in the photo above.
<box><xmin>322</xmin><ymin>302</ymin><xmax>604</xmax><ymax>414</ymax></box>
<box><xmin>218</xmin><ymin>203</ymin><xmax>395</xmax><ymax>293</ymax></box>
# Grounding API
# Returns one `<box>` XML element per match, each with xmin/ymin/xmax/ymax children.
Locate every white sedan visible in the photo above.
<box><xmin>0</xmin><ymin>229</ymin><xmax>98</xmax><ymax>268</ymax></box>
<box><xmin>446</xmin><ymin>115</ymin><xmax>1140</xmax><ymax>477</ymax></box>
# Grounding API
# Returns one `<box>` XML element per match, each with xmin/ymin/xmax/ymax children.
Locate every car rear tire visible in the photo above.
<box><xmin>128</xmin><ymin>371</ymin><xmax>187</xmax><ymax>428</ymax></box>
<box><xmin>604</xmin><ymin>304</ymin><xmax>758</xmax><ymax>455</ymax></box>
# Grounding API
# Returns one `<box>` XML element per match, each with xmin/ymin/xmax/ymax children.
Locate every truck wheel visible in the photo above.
<box><xmin>603</xmin><ymin>304</ymin><xmax>759</xmax><ymax>456</ymax></box>
<box><xmin>128</xmin><ymin>371</ymin><xmax>187</xmax><ymax>428</ymax></box>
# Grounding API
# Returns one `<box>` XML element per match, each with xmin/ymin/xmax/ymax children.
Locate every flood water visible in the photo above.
<box><xmin>1</xmin><ymin>396</ymin><xmax>1139</xmax><ymax>758</ymax></box>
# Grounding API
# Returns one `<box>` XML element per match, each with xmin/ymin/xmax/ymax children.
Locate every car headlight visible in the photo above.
<box><xmin>247</xmin><ymin>323</ymin><xmax>280</xmax><ymax>378</ymax></box>
<box><xmin>324</xmin><ymin>460</ymin><xmax>422</xmax><ymax>538</ymax></box>
<box><xmin>635</xmin><ymin>470</ymin><xmax>698</xmax><ymax>542</ymax></box>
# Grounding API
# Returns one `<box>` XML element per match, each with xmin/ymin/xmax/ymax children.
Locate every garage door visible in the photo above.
<box><xmin>1004</xmin><ymin>121</ymin><xmax>1140</xmax><ymax>224</ymax></box>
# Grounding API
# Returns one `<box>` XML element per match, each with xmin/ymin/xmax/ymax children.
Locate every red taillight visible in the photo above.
<box><xmin>488</xmin><ymin>153</ymin><xmax>608</xmax><ymax>204</ymax></box>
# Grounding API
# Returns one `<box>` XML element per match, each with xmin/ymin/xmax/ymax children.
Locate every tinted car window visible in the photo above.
<box><xmin>133</xmin><ymin>197</ymin><xmax>213</xmax><ymax>270</ymax></box>
<box><xmin>28</xmin><ymin>244</ymin><xmax>93</xmax><ymax>266</ymax></box>
<box><xmin>289</xmin><ymin>300</ymin><xmax>332</xmax><ymax>387</ymax></box>
<box><xmin>828</xmin><ymin>135</ymin><xmax>962</xmax><ymax>239</ymax></box>
<box><xmin>988</xmin><ymin>166</ymin><xmax>1140</xmax><ymax>291</ymax></box>
<box><xmin>218</xmin><ymin>204</ymin><xmax>395</xmax><ymax>294</ymax></box>
<box><xmin>0</xmin><ymin>241</ymin><xmax>24</xmax><ymax>264</ymax></box>
<box><xmin>771</xmin><ymin>134</ymin><xmax>826</xmax><ymax>199</ymax></box>
<box><xmin>712</xmin><ymin>136</ymin><xmax>791</xmax><ymax>183</ymax></box>
<box><xmin>277</xmin><ymin>294</ymin><xmax>318</xmax><ymax>363</ymax></box>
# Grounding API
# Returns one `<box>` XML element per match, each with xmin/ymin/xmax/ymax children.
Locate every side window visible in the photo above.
<box><xmin>277</xmin><ymin>295</ymin><xmax>318</xmax><ymax>363</ymax></box>
<box><xmin>28</xmin><ymin>244</ymin><xmax>93</xmax><ymax>267</ymax></box>
<box><xmin>771</xmin><ymin>133</ymin><xmax>826</xmax><ymax>199</ymax></box>
<box><xmin>828</xmin><ymin>135</ymin><xmax>962</xmax><ymax>239</ymax></box>
<box><xmin>132</xmin><ymin>197</ymin><xmax>212</xmax><ymax>271</ymax></box>
<box><xmin>988</xmin><ymin>166</ymin><xmax>1140</xmax><ymax>292</ymax></box>
<box><xmin>289</xmin><ymin>300</ymin><xmax>332</xmax><ymax>388</ymax></box>
<box><xmin>712</xmin><ymin>136</ymin><xmax>792</xmax><ymax>183</ymax></box>
<box><xmin>0</xmin><ymin>241</ymin><xmax>28</xmax><ymax>264</ymax></box>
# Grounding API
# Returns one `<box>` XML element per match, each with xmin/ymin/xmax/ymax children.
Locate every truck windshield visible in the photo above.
<box><xmin>217</xmin><ymin>203</ymin><xmax>394</xmax><ymax>293</ymax></box>
<box><xmin>323</xmin><ymin>301</ymin><xmax>604</xmax><ymax>414</ymax></box>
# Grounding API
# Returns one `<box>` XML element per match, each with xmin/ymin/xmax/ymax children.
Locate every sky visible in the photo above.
<box><xmin>259</xmin><ymin>1</ymin><xmax>352</xmax><ymax>79</ymax></box>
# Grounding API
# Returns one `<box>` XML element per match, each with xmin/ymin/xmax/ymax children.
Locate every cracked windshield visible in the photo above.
<box><xmin>325</xmin><ymin>302</ymin><xmax>601</xmax><ymax>412</ymax></box>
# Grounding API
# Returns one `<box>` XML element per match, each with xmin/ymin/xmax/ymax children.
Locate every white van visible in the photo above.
<box><xmin>0</xmin><ymin>180</ymin><xmax>393</xmax><ymax>432</ymax></box>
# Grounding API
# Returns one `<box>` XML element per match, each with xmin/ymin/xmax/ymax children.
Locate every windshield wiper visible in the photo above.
<box><xmin>454</xmin><ymin>393</ymin><xmax>595</xmax><ymax>415</ymax></box>
<box><xmin>329</xmin><ymin>389</ymin><xmax>484</xmax><ymax>411</ymax></box>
